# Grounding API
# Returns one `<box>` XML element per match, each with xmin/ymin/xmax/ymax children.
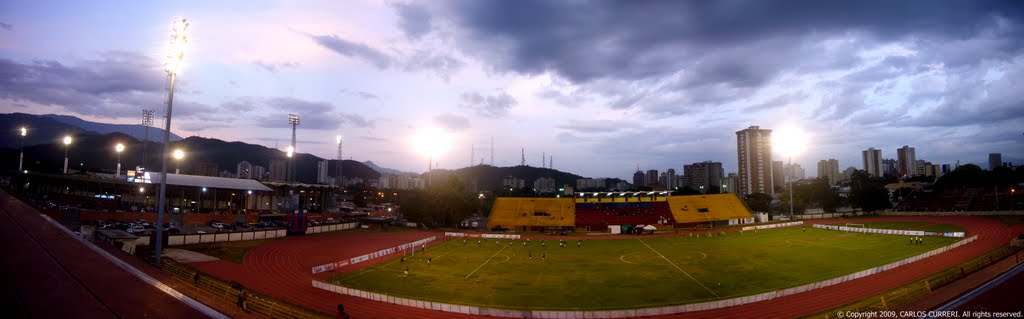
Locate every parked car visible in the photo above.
<box><xmin>209</xmin><ymin>221</ymin><xmax>225</xmax><ymax>229</ymax></box>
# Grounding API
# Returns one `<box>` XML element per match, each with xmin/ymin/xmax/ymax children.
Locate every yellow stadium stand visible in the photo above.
<box><xmin>666</xmin><ymin>194</ymin><xmax>753</xmax><ymax>224</ymax></box>
<box><xmin>487</xmin><ymin>198</ymin><xmax>576</xmax><ymax>230</ymax></box>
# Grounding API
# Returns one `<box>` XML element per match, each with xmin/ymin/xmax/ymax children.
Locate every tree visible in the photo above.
<box><xmin>848</xmin><ymin>170</ymin><xmax>891</xmax><ymax>212</ymax></box>
<box><xmin>744</xmin><ymin>193</ymin><xmax>773</xmax><ymax>212</ymax></box>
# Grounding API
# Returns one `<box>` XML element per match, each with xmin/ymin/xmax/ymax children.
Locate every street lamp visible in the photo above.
<box><xmin>18</xmin><ymin>127</ymin><xmax>26</xmax><ymax>172</ymax></box>
<box><xmin>173</xmin><ymin>149</ymin><xmax>184</xmax><ymax>174</ymax></box>
<box><xmin>115</xmin><ymin>143</ymin><xmax>125</xmax><ymax>178</ymax></box>
<box><xmin>773</xmin><ymin>126</ymin><xmax>806</xmax><ymax>220</ymax></box>
<box><xmin>62</xmin><ymin>135</ymin><xmax>72</xmax><ymax>174</ymax></box>
<box><xmin>156</xmin><ymin>17</ymin><xmax>190</xmax><ymax>267</ymax></box>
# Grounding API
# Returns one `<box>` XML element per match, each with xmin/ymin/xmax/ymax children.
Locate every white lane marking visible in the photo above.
<box><xmin>639</xmin><ymin>238</ymin><xmax>720</xmax><ymax>298</ymax></box>
<box><xmin>464</xmin><ymin>245</ymin><xmax>508</xmax><ymax>279</ymax></box>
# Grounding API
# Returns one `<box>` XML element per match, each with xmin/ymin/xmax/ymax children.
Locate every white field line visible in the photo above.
<box><xmin>639</xmin><ymin>238</ymin><xmax>720</xmax><ymax>298</ymax></box>
<box><xmin>464</xmin><ymin>245</ymin><xmax>508</xmax><ymax>279</ymax></box>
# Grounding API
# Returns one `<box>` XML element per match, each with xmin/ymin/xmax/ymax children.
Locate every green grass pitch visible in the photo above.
<box><xmin>329</xmin><ymin>227</ymin><xmax>960</xmax><ymax>310</ymax></box>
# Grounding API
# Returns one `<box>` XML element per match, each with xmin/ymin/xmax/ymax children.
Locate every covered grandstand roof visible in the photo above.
<box><xmin>148</xmin><ymin>173</ymin><xmax>273</xmax><ymax>192</ymax></box>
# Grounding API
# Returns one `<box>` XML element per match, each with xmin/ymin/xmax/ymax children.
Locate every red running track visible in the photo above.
<box><xmin>190</xmin><ymin>217</ymin><xmax>1023</xmax><ymax>319</ymax></box>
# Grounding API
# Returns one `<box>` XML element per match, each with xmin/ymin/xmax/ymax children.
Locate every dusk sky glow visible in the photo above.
<box><xmin>2</xmin><ymin>1</ymin><xmax>1022</xmax><ymax>179</ymax></box>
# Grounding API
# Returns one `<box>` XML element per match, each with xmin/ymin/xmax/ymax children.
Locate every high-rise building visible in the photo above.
<box><xmin>882</xmin><ymin>158</ymin><xmax>897</xmax><ymax>177</ymax></box>
<box><xmin>645</xmin><ymin>169</ymin><xmax>659</xmax><ymax>187</ymax></box>
<box><xmin>842</xmin><ymin>166</ymin><xmax>858</xmax><ymax>181</ymax></box>
<box><xmin>989</xmin><ymin>153</ymin><xmax>1002</xmax><ymax>171</ymax></box>
<box><xmin>502</xmin><ymin>176</ymin><xmax>525</xmax><ymax>189</ymax></box>
<box><xmin>666</xmin><ymin>168</ymin><xmax>677</xmax><ymax>189</ymax></box>
<box><xmin>576</xmin><ymin>178</ymin><xmax>607</xmax><ymax>190</ymax></box>
<box><xmin>896</xmin><ymin>145</ymin><xmax>916</xmax><ymax>177</ymax></box>
<box><xmin>269</xmin><ymin>159</ymin><xmax>287</xmax><ymax>182</ymax></box>
<box><xmin>316</xmin><ymin>160</ymin><xmax>330</xmax><ymax>184</ymax></box>
<box><xmin>683</xmin><ymin>161</ymin><xmax>724</xmax><ymax>193</ymax></box>
<box><xmin>772</xmin><ymin>161</ymin><xmax>784</xmax><ymax>191</ymax></box>
<box><xmin>862</xmin><ymin>148</ymin><xmax>883</xmax><ymax>177</ymax></box>
<box><xmin>817</xmin><ymin>159</ymin><xmax>840</xmax><ymax>185</ymax></box>
<box><xmin>721</xmin><ymin>173</ymin><xmax>738</xmax><ymax>194</ymax></box>
<box><xmin>736</xmin><ymin>126</ymin><xmax>774</xmax><ymax>196</ymax></box>
<box><xmin>198</xmin><ymin>163</ymin><xmax>218</xmax><ymax>177</ymax></box>
<box><xmin>236</xmin><ymin>161</ymin><xmax>253</xmax><ymax>179</ymax></box>
<box><xmin>632</xmin><ymin>169</ymin><xmax>644</xmax><ymax>190</ymax></box>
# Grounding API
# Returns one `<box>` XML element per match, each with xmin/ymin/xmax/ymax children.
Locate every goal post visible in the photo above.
<box><xmin>845</xmin><ymin>223</ymin><xmax>866</xmax><ymax>231</ymax></box>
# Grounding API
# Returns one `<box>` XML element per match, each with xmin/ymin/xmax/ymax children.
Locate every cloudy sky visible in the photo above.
<box><xmin>2</xmin><ymin>1</ymin><xmax>1022</xmax><ymax>179</ymax></box>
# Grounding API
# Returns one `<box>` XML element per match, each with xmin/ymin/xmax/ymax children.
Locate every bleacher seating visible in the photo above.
<box><xmin>487</xmin><ymin>198</ymin><xmax>576</xmax><ymax>229</ymax></box>
<box><xmin>666</xmin><ymin>194</ymin><xmax>753</xmax><ymax>225</ymax></box>
<box><xmin>573</xmin><ymin>201</ymin><xmax>675</xmax><ymax>230</ymax></box>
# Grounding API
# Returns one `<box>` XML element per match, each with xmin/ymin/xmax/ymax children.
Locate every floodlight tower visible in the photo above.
<box><xmin>115</xmin><ymin>143</ymin><xmax>125</xmax><ymax>178</ymax></box>
<box><xmin>155</xmin><ymin>17</ymin><xmax>189</xmax><ymax>267</ymax></box>
<box><xmin>336</xmin><ymin>135</ymin><xmax>343</xmax><ymax>186</ymax></box>
<box><xmin>142</xmin><ymin>109</ymin><xmax>154</xmax><ymax>167</ymax></box>
<box><xmin>18</xmin><ymin>127</ymin><xmax>26</xmax><ymax>172</ymax></box>
<box><xmin>62</xmin><ymin>135</ymin><xmax>72</xmax><ymax>174</ymax></box>
<box><xmin>288</xmin><ymin>114</ymin><xmax>299</xmax><ymax>182</ymax></box>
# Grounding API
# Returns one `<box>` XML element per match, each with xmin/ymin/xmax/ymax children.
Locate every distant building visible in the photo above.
<box><xmin>666</xmin><ymin>168</ymin><xmax>678</xmax><ymax>189</ymax></box>
<box><xmin>502</xmin><ymin>176</ymin><xmax>525</xmax><ymax>189</ymax></box>
<box><xmin>251</xmin><ymin>165</ymin><xmax>265</xmax><ymax>181</ymax></box>
<box><xmin>817</xmin><ymin>159</ymin><xmax>840</xmax><ymax>185</ymax></box>
<box><xmin>897</xmin><ymin>145</ymin><xmax>916</xmax><ymax>177</ymax></box>
<box><xmin>989</xmin><ymin>153</ymin><xmax>1002</xmax><ymax>171</ymax></box>
<box><xmin>632</xmin><ymin>169</ymin><xmax>644</xmax><ymax>189</ymax></box>
<box><xmin>533</xmin><ymin>177</ymin><xmax>556</xmax><ymax>194</ymax></box>
<box><xmin>269</xmin><ymin>159</ymin><xmax>287</xmax><ymax>182</ymax></box>
<box><xmin>645</xmin><ymin>169</ymin><xmax>659</xmax><ymax>187</ymax></box>
<box><xmin>941</xmin><ymin>164</ymin><xmax>952</xmax><ymax>175</ymax></box>
<box><xmin>316</xmin><ymin>160</ymin><xmax>330</xmax><ymax>184</ymax></box>
<box><xmin>842</xmin><ymin>166</ymin><xmax>858</xmax><ymax>181</ymax></box>
<box><xmin>862</xmin><ymin>148</ymin><xmax>883</xmax><ymax>177</ymax></box>
<box><xmin>197</xmin><ymin>162</ymin><xmax>218</xmax><ymax>177</ymax></box>
<box><xmin>218</xmin><ymin>170</ymin><xmax>235</xmax><ymax>178</ymax></box>
<box><xmin>736</xmin><ymin>126</ymin><xmax>774</xmax><ymax>196</ymax></box>
<box><xmin>721</xmin><ymin>173</ymin><xmax>738</xmax><ymax>194</ymax></box>
<box><xmin>914</xmin><ymin>160</ymin><xmax>932</xmax><ymax>177</ymax></box>
<box><xmin>783</xmin><ymin>162</ymin><xmax>805</xmax><ymax>181</ymax></box>
<box><xmin>772</xmin><ymin>161</ymin><xmax>784</xmax><ymax>192</ymax></box>
<box><xmin>882</xmin><ymin>158</ymin><xmax>898</xmax><ymax>177</ymax></box>
<box><xmin>236</xmin><ymin>161</ymin><xmax>253</xmax><ymax>179</ymax></box>
<box><xmin>576</xmin><ymin>178</ymin><xmax>607</xmax><ymax>190</ymax></box>
<box><xmin>611</xmin><ymin>181</ymin><xmax>632</xmax><ymax>191</ymax></box>
<box><xmin>682</xmin><ymin>161</ymin><xmax>724</xmax><ymax>193</ymax></box>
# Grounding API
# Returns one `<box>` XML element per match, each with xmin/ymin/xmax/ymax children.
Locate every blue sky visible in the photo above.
<box><xmin>2</xmin><ymin>0</ymin><xmax>1022</xmax><ymax>179</ymax></box>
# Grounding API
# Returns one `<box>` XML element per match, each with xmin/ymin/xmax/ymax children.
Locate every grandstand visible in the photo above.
<box><xmin>488</xmin><ymin>193</ymin><xmax>753</xmax><ymax>232</ymax></box>
<box><xmin>666</xmin><ymin>194</ymin><xmax>754</xmax><ymax>226</ymax></box>
<box><xmin>486</xmin><ymin>198</ymin><xmax>576</xmax><ymax>231</ymax></box>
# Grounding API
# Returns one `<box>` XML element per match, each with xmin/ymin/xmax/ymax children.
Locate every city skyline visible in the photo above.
<box><xmin>2</xmin><ymin>1</ymin><xmax>1023</xmax><ymax>180</ymax></box>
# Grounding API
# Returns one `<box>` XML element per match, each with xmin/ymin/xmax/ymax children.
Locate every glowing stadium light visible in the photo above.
<box><xmin>286</xmin><ymin>145</ymin><xmax>294</xmax><ymax>158</ymax></box>
<box><xmin>772</xmin><ymin>126</ymin><xmax>807</xmax><ymax>158</ymax></box>
<box><xmin>115</xmin><ymin>143</ymin><xmax>125</xmax><ymax>178</ymax></box>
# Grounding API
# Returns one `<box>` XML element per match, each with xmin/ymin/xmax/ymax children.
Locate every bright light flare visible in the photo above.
<box><xmin>336</xmin><ymin>135</ymin><xmax>342</xmax><ymax>144</ymax></box>
<box><xmin>63</xmin><ymin>136</ymin><xmax>72</xmax><ymax>145</ymax></box>
<box><xmin>165</xmin><ymin>18</ymin><xmax>190</xmax><ymax>74</ymax></box>
<box><xmin>286</xmin><ymin>145</ymin><xmax>294</xmax><ymax>158</ymax></box>
<box><xmin>20</xmin><ymin>127</ymin><xmax>26</xmax><ymax>137</ymax></box>
<box><xmin>173</xmin><ymin>149</ymin><xmax>185</xmax><ymax>160</ymax></box>
<box><xmin>773</xmin><ymin>126</ymin><xmax>807</xmax><ymax>158</ymax></box>
<box><xmin>411</xmin><ymin>126</ymin><xmax>451</xmax><ymax>158</ymax></box>
<box><xmin>115</xmin><ymin>143</ymin><xmax>125</xmax><ymax>153</ymax></box>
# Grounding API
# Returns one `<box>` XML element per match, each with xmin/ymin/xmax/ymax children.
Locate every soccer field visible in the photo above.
<box><xmin>330</xmin><ymin>227</ymin><xmax>960</xmax><ymax>310</ymax></box>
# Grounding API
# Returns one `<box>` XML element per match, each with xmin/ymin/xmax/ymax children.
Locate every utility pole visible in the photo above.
<box><xmin>490</xmin><ymin>137</ymin><xmax>494</xmax><ymax>166</ymax></box>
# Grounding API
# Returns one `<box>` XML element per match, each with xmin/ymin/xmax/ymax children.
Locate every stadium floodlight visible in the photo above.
<box><xmin>773</xmin><ymin>125</ymin><xmax>807</xmax><ymax>220</ymax></box>
<box><xmin>173</xmin><ymin>149</ymin><xmax>185</xmax><ymax>174</ymax></box>
<box><xmin>17</xmin><ymin>126</ymin><xmax>27</xmax><ymax>172</ymax></box>
<box><xmin>286</xmin><ymin>145</ymin><xmax>294</xmax><ymax>158</ymax></box>
<box><xmin>62</xmin><ymin>135</ymin><xmax>72</xmax><ymax>174</ymax></box>
<box><xmin>156</xmin><ymin>18</ymin><xmax>190</xmax><ymax>267</ymax></box>
<box><xmin>115</xmin><ymin>143</ymin><xmax>125</xmax><ymax>178</ymax></box>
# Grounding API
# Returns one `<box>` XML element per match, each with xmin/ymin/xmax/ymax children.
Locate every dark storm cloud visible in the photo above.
<box><xmin>311</xmin><ymin>34</ymin><xmax>393</xmax><ymax>69</ymax></box>
<box><xmin>459</xmin><ymin>90</ymin><xmax>517</xmax><ymax>117</ymax></box>
<box><xmin>249</xmin><ymin>97</ymin><xmax>375</xmax><ymax>129</ymax></box>
<box><xmin>447</xmin><ymin>0</ymin><xmax>1023</xmax><ymax>83</ymax></box>
<box><xmin>253</xmin><ymin>60</ymin><xmax>300</xmax><ymax>73</ymax></box>
<box><xmin>403</xmin><ymin>50</ymin><xmax>463</xmax><ymax>80</ymax></box>
<box><xmin>392</xmin><ymin>2</ymin><xmax>433</xmax><ymax>39</ymax></box>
